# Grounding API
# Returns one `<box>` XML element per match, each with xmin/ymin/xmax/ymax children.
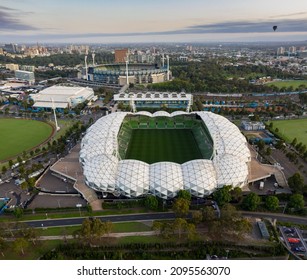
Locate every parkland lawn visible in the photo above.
<box><xmin>267</xmin><ymin>80</ymin><xmax>307</xmax><ymax>90</ymax></box>
<box><xmin>270</xmin><ymin>119</ymin><xmax>307</xmax><ymax>146</ymax></box>
<box><xmin>0</xmin><ymin>119</ymin><xmax>53</xmax><ymax>161</ymax></box>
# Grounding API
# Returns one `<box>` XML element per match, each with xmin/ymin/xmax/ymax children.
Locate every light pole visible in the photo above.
<box><xmin>226</xmin><ymin>249</ymin><xmax>229</xmax><ymax>259</ymax></box>
<box><xmin>76</xmin><ymin>204</ymin><xmax>82</xmax><ymax>216</ymax></box>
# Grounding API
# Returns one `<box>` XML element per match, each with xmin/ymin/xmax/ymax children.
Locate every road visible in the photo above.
<box><xmin>23</xmin><ymin>211</ymin><xmax>307</xmax><ymax>228</ymax></box>
<box><xmin>241</xmin><ymin>211</ymin><xmax>307</xmax><ymax>224</ymax></box>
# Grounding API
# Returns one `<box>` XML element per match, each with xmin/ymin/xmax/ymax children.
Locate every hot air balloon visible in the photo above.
<box><xmin>273</xmin><ymin>26</ymin><xmax>277</xmax><ymax>31</ymax></box>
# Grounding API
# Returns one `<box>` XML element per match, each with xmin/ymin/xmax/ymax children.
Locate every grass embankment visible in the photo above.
<box><xmin>37</xmin><ymin>222</ymin><xmax>152</xmax><ymax>236</ymax></box>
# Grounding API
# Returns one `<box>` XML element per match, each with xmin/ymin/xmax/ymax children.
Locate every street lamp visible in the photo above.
<box><xmin>226</xmin><ymin>249</ymin><xmax>229</xmax><ymax>259</ymax></box>
<box><xmin>76</xmin><ymin>204</ymin><xmax>82</xmax><ymax>216</ymax></box>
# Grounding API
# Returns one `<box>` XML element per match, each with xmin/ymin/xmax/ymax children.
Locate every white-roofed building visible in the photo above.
<box><xmin>30</xmin><ymin>85</ymin><xmax>95</xmax><ymax>111</ymax></box>
<box><xmin>80</xmin><ymin>111</ymin><xmax>251</xmax><ymax>199</ymax></box>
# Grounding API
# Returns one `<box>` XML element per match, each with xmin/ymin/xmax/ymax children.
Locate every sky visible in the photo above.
<box><xmin>0</xmin><ymin>0</ymin><xmax>307</xmax><ymax>43</ymax></box>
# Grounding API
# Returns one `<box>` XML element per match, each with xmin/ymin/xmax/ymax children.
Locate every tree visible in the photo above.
<box><xmin>288</xmin><ymin>173</ymin><xmax>305</xmax><ymax>194</ymax></box>
<box><xmin>20</xmin><ymin>181</ymin><xmax>29</xmax><ymax>191</ymax></box>
<box><xmin>13</xmin><ymin>207</ymin><xmax>24</xmax><ymax>218</ymax></box>
<box><xmin>202</xmin><ymin>206</ymin><xmax>216</xmax><ymax>223</ymax></box>
<box><xmin>144</xmin><ymin>195</ymin><xmax>158</xmax><ymax>210</ymax></box>
<box><xmin>177</xmin><ymin>190</ymin><xmax>191</xmax><ymax>201</ymax></box>
<box><xmin>265</xmin><ymin>147</ymin><xmax>272</xmax><ymax>156</ymax></box>
<box><xmin>13</xmin><ymin>238</ymin><xmax>29</xmax><ymax>255</ymax></box>
<box><xmin>192</xmin><ymin>210</ymin><xmax>203</xmax><ymax>224</ymax></box>
<box><xmin>256</xmin><ymin>140</ymin><xmax>265</xmax><ymax>151</ymax></box>
<box><xmin>103</xmin><ymin>221</ymin><xmax>113</xmax><ymax>237</ymax></box>
<box><xmin>172</xmin><ymin>198</ymin><xmax>190</xmax><ymax>217</ymax></box>
<box><xmin>242</xmin><ymin>193</ymin><xmax>261</xmax><ymax>211</ymax></box>
<box><xmin>230</xmin><ymin>187</ymin><xmax>243</xmax><ymax>202</ymax></box>
<box><xmin>173</xmin><ymin>218</ymin><xmax>188</xmax><ymax>239</ymax></box>
<box><xmin>79</xmin><ymin>218</ymin><xmax>92</xmax><ymax>241</ymax></box>
<box><xmin>213</xmin><ymin>185</ymin><xmax>232</xmax><ymax>206</ymax></box>
<box><xmin>291</xmin><ymin>138</ymin><xmax>297</xmax><ymax>146</ymax></box>
<box><xmin>265</xmin><ymin>196</ymin><xmax>279</xmax><ymax>211</ymax></box>
<box><xmin>1</xmin><ymin>165</ymin><xmax>7</xmax><ymax>174</ymax></box>
<box><xmin>92</xmin><ymin>218</ymin><xmax>105</xmax><ymax>240</ymax></box>
<box><xmin>23</xmin><ymin>227</ymin><xmax>38</xmax><ymax>245</ymax></box>
<box><xmin>288</xmin><ymin>194</ymin><xmax>305</xmax><ymax>211</ymax></box>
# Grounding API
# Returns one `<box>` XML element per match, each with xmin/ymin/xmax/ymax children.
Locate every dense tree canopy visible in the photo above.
<box><xmin>242</xmin><ymin>193</ymin><xmax>261</xmax><ymax>211</ymax></box>
<box><xmin>288</xmin><ymin>173</ymin><xmax>305</xmax><ymax>194</ymax></box>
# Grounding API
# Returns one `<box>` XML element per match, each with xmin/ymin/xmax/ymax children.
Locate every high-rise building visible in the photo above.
<box><xmin>277</xmin><ymin>47</ymin><xmax>285</xmax><ymax>55</ymax></box>
<box><xmin>3</xmin><ymin>43</ymin><xmax>19</xmax><ymax>53</ymax></box>
<box><xmin>289</xmin><ymin>46</ymin><xmax>297</xmax><ymax>53</ymax></box>
<box><xmin>115</xmin><ymin>49</ymin><xmax>129</xmax><ymax>63</ymax></box>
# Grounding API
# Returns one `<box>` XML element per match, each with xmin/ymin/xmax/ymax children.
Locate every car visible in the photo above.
<box><xmin>284</xmin><ymin>227</ymin><xmax>295</xmax><ymax>234</ymax></box>
<box><xmin>288</xmin><ymin>238</ymin><xmax>300</xmax><ymax>243</ymax></box>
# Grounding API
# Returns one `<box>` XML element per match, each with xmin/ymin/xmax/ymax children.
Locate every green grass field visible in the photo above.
<box><xmin>271</xmin><ymin>119</ymin><xmax>307</xmax><ymax>146</ymax></box>
<box><xmin>126</xmin><ymin>129</ymin><xmax>203</xmax><ymax>164</ymax></box>
<box><xmin>267</xmin><ymin>80</ymin><xmax>307</xmax><ymax>90</ymax></box>
<box><xmin>0</xmin><ymin>119</ymin><xmax>53</xmax><ymax>161</ymax></box>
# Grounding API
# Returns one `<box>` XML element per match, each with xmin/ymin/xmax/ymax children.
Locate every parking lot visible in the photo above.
<box><xmin>0</xmin><ymin>180</ymin><xmax>30</xmax><ymax>208</ymax></box>
<box><xmin>279</xmin><ymin>226</ymin><xmax>307</xmax><ymax>257</ymax></box>
<box><xmin>36</xmin><ymin>170</ymin><xmax>77</xmax><ymax>193</ymax></box>
<box><xmin>27</xmin><ymin>194</ymin><xmax>87</xmax><ymax>209</ymax></box>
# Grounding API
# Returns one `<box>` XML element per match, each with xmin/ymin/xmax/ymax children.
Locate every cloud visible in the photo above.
<box><xmin>0</xmin><ymin>5</ymin><xmax>37</xmax><ymax>31</ymax></box>
<box><xmin>37</xmin><ymin>18</ymin><xmax>307</xmax><ymax>39</ymax></box>
<box><xmin>270</xmin><ymin>11</ymin><xmax>307</xmax><ymax>18</ymax></box>
<box><xmin>186</xmin><ymin>18</ymin><xmax>307</xmax><ymax>33</ymax></box>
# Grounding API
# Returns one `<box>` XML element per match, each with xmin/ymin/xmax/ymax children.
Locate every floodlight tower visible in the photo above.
<box><xmin>166</xmin><ymin>55</ymin><xmax>170</xmax><ymax>81</ymax></box>
<box><xmin>84</xmin><ymin>50</ymin><xmax>88</xmax><ymax>80</ymax></box>
<box><xmin>92</xmin><ymin>51</ymin><xmax>96</xmax><ymax>66</ymax></box>
<box><xmin>161</xmin><ymin>53</ymin><xmax>165</xmax><ymax>67</ymax></box>
<box><xmin>51</xmin><ymin>98</ymin><xmax>60</xmax><ymax>131</ymax></box>
<box><xmin>125</xmin><ymin>55</ymin><xmax>129</xmax><ymax>85</ymax></box>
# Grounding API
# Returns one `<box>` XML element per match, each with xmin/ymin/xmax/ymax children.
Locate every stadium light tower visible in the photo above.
<box><xmin>166</xmin><ymin>55</ymin><xmax>170</xmax><ymax>80</ymax></box>
<box><xmin>84</xmin><ymin>50</ymin><xmax>88</xmax><ymax>80</ymax></box>
<box><xmin>51</xmin><ymin>98</ymin><xmax>60</xmax><ymax>131</ymax></box>
<box><xmin>161</xmin><ymin>53</ymin><xmax>165</xmax><ymax>67</ymax></box>
<box><xmin>125</xmin><ymin>56</ymin><xmax>129</xmax><ymax>85</ymax></box>
<box><xmin>92</xmin><ymin>51</ymin><xmax>96</xmax><ymax>66</ymax></box>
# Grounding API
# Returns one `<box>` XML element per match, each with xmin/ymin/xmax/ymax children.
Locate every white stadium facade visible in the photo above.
<box><xmin>80</xmin><ymin>111</ymin><xmax>251</xmax><ymax>199</ymax></box>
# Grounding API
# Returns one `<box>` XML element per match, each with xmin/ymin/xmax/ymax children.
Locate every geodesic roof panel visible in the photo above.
<box><xmin>214</xmin><ymin>154</ymin><xmax>248</xmax><ymax>188</ymax></box>
<box><xmin>83</xmin><ymin>154</ymin><xmax>119</xmax><ymax>192</ymax></box>
<box><xmin>149</xmin><ymin>162</ymin><xmax>183</xmax><ymax>199</ymax></box>
<box><xmin>182</xmin><ymin>159</ymin><xmax>217</xmax><ymax>197</ymax></box>
<box><xmin>170</xmin><ymin>111</ymin><xmax>189</xmax><ymax>117</ymax></box>
<box><xmin>80</xmin><ymin>112</ymin><xmax>127</xmax><ymax>163</ymax></box>
<box><xmin>152</xmin><ymin>111</ymin><xmax>171</xmax><ymax>118</ymax></box>
<box><xmin>196</xmin><ymin>111</ymin><xmax>250</xmax><ymax>163</ymax></box>
<box><xmin>117</xmin><ymin>160</ymin><xmax>150</xmax><ymax>197</ymax></box>
<box><xmin>133</xmin><ymin>111</ymin><xmax>153</xmax><ymax>117</ymax></box>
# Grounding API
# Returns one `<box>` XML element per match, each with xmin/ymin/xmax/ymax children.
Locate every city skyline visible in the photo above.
<box><xmin>0</xmin><ymin>0</ymin><xmax>307</xmax><ymax>43</ymax></box>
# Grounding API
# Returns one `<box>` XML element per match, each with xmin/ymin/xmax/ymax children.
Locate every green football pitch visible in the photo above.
<box><xmin>271</xmin><ymin>119</ymin><xmax>307</xmax><ymax>146</ymax></box>
<box><xmin>0</xmin><ymin>119</ymin><xmax>53</xmax><ymax>161</ymax></box>
<box><xmin>125</xmin><ymin>129</ymin><xmax>203</xmax><ymax>164</ymax></box>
